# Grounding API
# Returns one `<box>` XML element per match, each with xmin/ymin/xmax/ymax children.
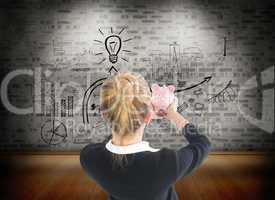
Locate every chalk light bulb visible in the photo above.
<box><xmin>104</xmin><ymin>35</ymin><xmax>122</xmax><ymax>64</ymax></box>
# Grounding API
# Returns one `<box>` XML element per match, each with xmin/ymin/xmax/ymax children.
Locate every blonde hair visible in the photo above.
<box><xmin>100</xmin><ymin>71</ymin><xmax>151</xmax><ymax>169</ymax></box>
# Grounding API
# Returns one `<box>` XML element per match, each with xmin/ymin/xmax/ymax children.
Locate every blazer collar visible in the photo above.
<box><xmin>105</xmin><ymin>139</ymin><xmax>160</xmax><ymax>154</ymax></box>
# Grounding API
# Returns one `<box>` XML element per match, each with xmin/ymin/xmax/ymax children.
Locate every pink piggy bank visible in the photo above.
<box><xmin>151</xmin><ymin>83</ymin><xmax>178</xmax><ymax>115</ymax></box>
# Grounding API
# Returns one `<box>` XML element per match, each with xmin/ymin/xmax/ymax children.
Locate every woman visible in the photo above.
<box><xmin>80</xmin><ymin>71</ymin><xmax>211</xmax><ymax>200</ymax></box>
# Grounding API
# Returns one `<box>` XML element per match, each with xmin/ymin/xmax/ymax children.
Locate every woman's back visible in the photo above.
<box><xmin>80</xmin><ymin>123</ymin><xmax>211</xmax><ymax>200</ymax></box>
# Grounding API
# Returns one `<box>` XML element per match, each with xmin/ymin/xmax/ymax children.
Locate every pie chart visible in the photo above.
<box><xmin>41</xmin><ymin>119</ymin><xmax>67</xmax><ymax>145</ymax></box>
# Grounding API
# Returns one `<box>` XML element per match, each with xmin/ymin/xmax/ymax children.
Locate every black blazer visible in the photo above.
<box><xmin>80</xmin><ymin>123</ymin><xmax>211</xmax><ymax>200</ymax></box>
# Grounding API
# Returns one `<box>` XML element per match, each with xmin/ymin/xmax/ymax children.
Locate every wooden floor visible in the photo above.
<box><xmin>0</xmin><ymin>153</ymin><xmax>274</xmax><ymax>200</ymax></box>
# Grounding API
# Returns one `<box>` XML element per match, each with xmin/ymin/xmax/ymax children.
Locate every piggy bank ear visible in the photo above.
<box><xmin>151</xmin><ymin>84</ymin><xmax>160</xmax><ymax>93</ymax></box>
<box><xmin>167</xmin><ymin>85</ymin><xmax>175</xmax><ymax>93</ymax></box>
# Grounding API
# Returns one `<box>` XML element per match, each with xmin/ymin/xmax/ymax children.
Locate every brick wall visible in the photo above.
<box><xmin>0</xmin><ymin>0</ymin><xmax>274</xmax><ymax>151</ymax></box>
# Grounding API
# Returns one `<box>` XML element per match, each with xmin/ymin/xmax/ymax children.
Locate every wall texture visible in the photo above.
<box><xmin>0</xmin><ymin>0</ymin><xmax>274</xmax><ymax>152</ymax></box>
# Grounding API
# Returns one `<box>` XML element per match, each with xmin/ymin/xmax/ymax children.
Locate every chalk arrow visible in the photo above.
<box><xmin>175</xmin><ymin>76</ymin><xmax>212</xmax><ymax>93</ymax></box>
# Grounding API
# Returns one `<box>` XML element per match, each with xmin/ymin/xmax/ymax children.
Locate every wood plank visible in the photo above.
<box><xmin>0</xmin><ymin>154</ymin><xmax>274</xmax><ymax>200</ymax></box>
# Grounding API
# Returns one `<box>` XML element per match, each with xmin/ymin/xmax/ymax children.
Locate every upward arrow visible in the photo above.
<box><xmin>175</xmin><ymin>76</ymin><xmax>212</xmax><ymax>93</ymax></box>
<box><xmin>108</xmin><ymin>66</ymin><xmax>118</xmax><ymax>75</ymax></box>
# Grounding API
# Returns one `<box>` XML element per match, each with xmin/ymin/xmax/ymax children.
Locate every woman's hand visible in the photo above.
<box><xmin>151</xmin><ymin>97</ymin><xmax>177</xmax><ymax>118</ymax></box>
<box><xmin>166</xmin><ymin>98</ymin><xmax>178</xmax><ymax>117</ymax></box>
<box><xmin>150</xmin><ymin>97</ymin><xmax>189</xmax><ymax>129</ymax></box>
<box><xmin>165</xmin><ymin>98</ymin><xmax>189</xmax><ymax>129</ymax></box>
<box><xmin>152</xmin><ymin>106</ymin><xmax>168</xmax><ymax>118</ymax></box>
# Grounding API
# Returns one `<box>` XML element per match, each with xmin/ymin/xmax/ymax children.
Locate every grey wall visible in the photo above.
<box><xmin>0</xmin><ymin>0</ymin><xmax>274</xmax><ymax>152</ymax></box>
